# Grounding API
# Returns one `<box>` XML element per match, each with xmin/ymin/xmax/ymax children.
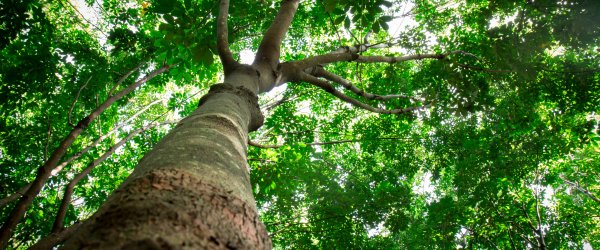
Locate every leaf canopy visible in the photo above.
<box><xmin>0</xmin><ymin>0</ymin><xmax>598</xmax><ymax>248</ymax></box>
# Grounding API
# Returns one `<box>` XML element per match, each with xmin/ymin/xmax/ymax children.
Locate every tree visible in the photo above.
<box><xmin>1</xmin><ymin>0</ymin><xmax>599</xmax><ymax>249</ymax></box>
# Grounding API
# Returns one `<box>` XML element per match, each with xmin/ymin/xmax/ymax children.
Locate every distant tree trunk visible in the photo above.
<box><xmin>61</xmin><ymin>68</ymin><xmax>271</xmax><ymax>249</ymax></box>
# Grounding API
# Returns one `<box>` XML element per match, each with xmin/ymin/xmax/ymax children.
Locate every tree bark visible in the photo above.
<box><xmin>61</xmin><ymin>71</ymin><xmax>271</xmax><ymax>249</ymax></box>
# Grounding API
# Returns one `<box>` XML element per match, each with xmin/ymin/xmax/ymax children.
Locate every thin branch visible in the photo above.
<box><xmin>96</xmin><ymin>94</ymin><xmax>102</xmax><ymax>137</ymax></box>
<box><xmin>249</xmin><ymin>137</ymin><xmax>412</xmax><ymax>149</ymax></box>
<box><xmin>59</xmin><ymin>0</ymin><xmax>108</xmax><ymax>37</ymax></box>
<box><xmin>510</xmin><ymin>221</ymin><xmax>539</xmax><ymax>248</ymax></box>
<box><xmin>68</xmin><ymin>76</ymin><xmax>92</xmax><ymax>127</ymax></box>
<box><xmin>51</xmin><ymin>121</ymin><xmax>176</xmax><ymax>233</ymax></box>
<box><xmin>455</xmin><ymin>62</ymin><xmax>512</xmax><ymax>74</ymax></box>
<box><xmin>217</xmin><ymin>0</ymin><xmax>236</xmax><ymax>72</ymax></box>
<box><xmin>312</xmin><ymin>67</ymin><xmax>424</xmax><ymax>102</ymax></box>
<box><xmin>108</xmin><ymin>61</ymin><xmax>145</xmax><ymax>96</ymax></box>
<box><xmin>519</xmin><ymin>203</ymin><xmax>538</xmax><ymax>234</ymax></box>
<box><xmin>248</xmin><ymin>158</ymin><xmax>277</xmax><ymax>164</ymax></box>
<box><xmin>363</xmin><ymin>30</ymin><xmax>372</xmax><ymax>44</ymax></box>
<box><xmin>561</xmin><ymin>177</ymin><xmax>600</xmax><ymax>204</ymax></box>
<box><xmin>0</xmin><ymin>64</ymin><xmax>171</xmax><ymax>248</ymax></box>
<box><xmin>261</xmin><ymin>95</ymin><xmax>296</xmax><ymax>112</ymax></box>
<box><xmin>254</xmin><ymin>0</ymin><xmax>300</xmax><ymax>69</ymax></box>
<box><xmin>299</xmin><ymin>73</ymin><xmax>430</xmax><ymax>115</ymax></box>
<box><xmin>51</xmin><ymin>99</ymin><xmax>163</xmax><ymax>176</ymax></box>
<box><xmin>323</xmin><ymin>7</ymin><xmax>344</xmax><ymax>45</ymax></box>
<box><xmin>44</xmin><ymin>115</ymin><xmax>52</xmax><ymax>162</ymax></box>
<box><xmin>533</xmin><ymin>174</ymin><xmax>546</xmax><ymax>250</ymax></box>
<box><xmin>507</xmin><ymin>227</ymin><xmax>518</xmax><ymax>250</ymax></box>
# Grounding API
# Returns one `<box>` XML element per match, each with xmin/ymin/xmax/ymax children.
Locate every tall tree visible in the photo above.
<box><xmin>1</xmin><ymin>0</ymin><xmax>599</xmax><ymax>248</ymax></box>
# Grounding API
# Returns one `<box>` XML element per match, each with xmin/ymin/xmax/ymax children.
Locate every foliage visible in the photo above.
<box><xmin>1</xmin><ymin>0</ymin><xmax>599</xmax><ymax>248</ymax></box>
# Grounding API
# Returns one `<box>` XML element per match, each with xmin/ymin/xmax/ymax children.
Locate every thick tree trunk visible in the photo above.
<box><xmin>61</xmin><ymin>70</ymin><xmax>270</xmax><ymax>249</ymax></box>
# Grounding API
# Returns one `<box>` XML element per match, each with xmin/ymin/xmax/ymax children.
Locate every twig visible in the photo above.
<box><xmin>68</xmin><ymin>76</ymin><xmax>92</xmax><ymax>127</ymax></box>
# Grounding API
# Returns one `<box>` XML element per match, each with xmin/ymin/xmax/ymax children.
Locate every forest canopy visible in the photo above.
<box><xmin>0</xmin><ymin>0</ymin><xmax>599</xmax><ymax>248</ymax></box>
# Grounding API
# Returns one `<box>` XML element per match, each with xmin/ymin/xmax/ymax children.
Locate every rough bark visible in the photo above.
<box><xmin>61</xmin><ymin>71</ymin><xmax>270</xmax><ymax>248</ymax></box>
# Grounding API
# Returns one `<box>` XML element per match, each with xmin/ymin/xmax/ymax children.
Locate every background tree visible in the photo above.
<box><xmin>1</xmin><ymin>0</ymin><xmax>599</xmax><ymax>248</ymax></box>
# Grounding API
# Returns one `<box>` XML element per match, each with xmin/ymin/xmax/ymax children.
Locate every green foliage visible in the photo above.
<box><xmin>1</xmin><ymin>0</ymin><xmax>599</xmax><ymax>249</ymax></box>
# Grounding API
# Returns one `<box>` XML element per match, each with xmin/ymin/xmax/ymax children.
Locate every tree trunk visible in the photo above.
<box><xmin>61</xmin><ymin>69</ymin><xmax>270</xmax><ymax>249</ymax></box>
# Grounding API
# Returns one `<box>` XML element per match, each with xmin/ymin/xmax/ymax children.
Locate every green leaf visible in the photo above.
<box><xmin>153</xmin><ymin>0</ymin><xmax>176</xmax><ymax>14</ymax></box>
<box><xmin>380</xmin><ymin>0</ymin><xmax>393</xmax><ymax>7</ymax></box>
<box><xmin>379</xmin><ymin>20</ymin><xmax>389</xmax><ymax>31</ymax></box>
<box><xmin>344</xmin><ymin>17</ymin><xmax>351</xmax><ymax>30</ymax></box>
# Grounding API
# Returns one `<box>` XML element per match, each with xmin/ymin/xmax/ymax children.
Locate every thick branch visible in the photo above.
<box><xmin>0</xmin><ymin>184</ymin><xmax>30</xmax><ymax>209</ymax></box>
<box><xmin>299</xmin><ymin>73</ymin><xmax>429</xmax><ymax>115</ymax></box>
<box><xmin>254</xmin><ymin>0</ymin><xmax>300</xmax><ymax>69</ymax></box>
<box><xmin>217</xmin><ymin>0</ymin><xmax>236</xmax><ymax>72</ymax></box>
<box><xmin>357</xmin><ymin>50</ymin><xmax>479</xmax><ymax>63</ymax></box>
<box><xmin>312</xmin><ymin>67</ymin><xmax>424</xmax><ymax>102</ymax></box>
<box><xmin>52</xmin><ymin>121</ymin><xmax>175</xmax><ymax>233</ymax></box>
<box><xmin>0</xmin><ymin>64</ymin><xmax>171</xmax><ymax>248</ymax></box>
<box><xmin>29</xmin><ymin>223</ymin><xmax>81</xmax><ymax>250</ymax></box>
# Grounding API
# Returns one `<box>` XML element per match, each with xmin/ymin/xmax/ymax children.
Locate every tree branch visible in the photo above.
<box><xmin>518</xmin><ymin>201</ymin><xmax>545</xmax><ymax>249</ymax></box>
<box><xmin>29</xmin><ymin>222</ymin><xmax>81</xmax><ymax>250</ymax></box>
<box><xmin>0</xmin><ymin>99</ymin><xmax>163</xmax><ymax>213</ymax></box>
<box><xmin>254</xmin><ymin>0</ymin><xmax>300</xmax><ymax>69</ymax></box>
<box><xmin>292</xmin><ymin>50</ymin><xmax>478</xmax><ymax>71</ymax></box>
<box><xmin>68</xmin><ymin>76</ymin><xmax>92</xmax><ymax>127</ymax></box>
<box><xmin>53</xmin><ymin>99</ymin><xmax>162</xmax><ymax>176</ymax></box>
<box><xmin>561</xmin><ymin>177</ymin><xmax>600</xmax><ymax>204</ymax></box>
<box><xmin>51</xmin><ymin>121</ymin><xmax>176</xmax><ymax>233</ymax></box>
<box><xmin>249</xmin><ymin>137</ymin><xmax>413</xmax><ymax>149</ymax></box>
<box><xmin>108</xmin><ymin>61</ymin><xmax>145</xmax><ymax>96</ymax></box>
<box><xmin>217</xmin><ymin>0</ymin><xmax>237</xmax><ymax>73</ymax></box>
<box><xmin>0</xmin><ymin>184</ymin><xmax>31</xmax><ymax>209</ymax></box>
<box><xmin>299</xmin><ymin>73</ymin><xmax>430</xmax><ymax>115</ymax></box>
<box><xmin>311</xmin><ymin>67</ymin><xmax>424</xmax><ymax>102</ymax></box>
<box><xmin>356</xmin><ymin>50</ymin><xmax>479</xmax><ymax>63</ymax></box>
<box><xmin>44</xmin><ymin>115</ymin><xmax>52</xmax><ymax>162</ymax></box>
<box><xmin>0</xmin><ymin>64</ymin><xmax>171</xmax><ymax>248</ymax></box>
<box><xmin>533</xmin><ymin>175</ymin><xmax>546</xmax><ymax>250</ymax></box>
